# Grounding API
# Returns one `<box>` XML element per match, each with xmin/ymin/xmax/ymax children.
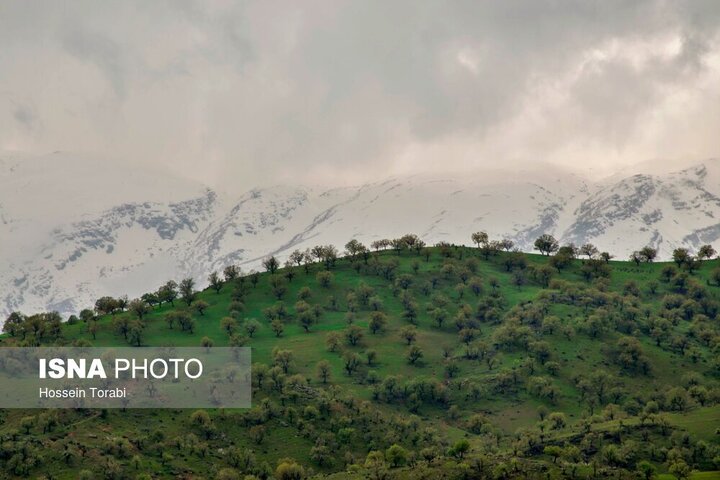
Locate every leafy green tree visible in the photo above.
<box><xmin>368</xmin><ymin>311</ymin><xmax>388</xmax><ymax>334</ymax></box>
<box><xmin>208</xmin><ymin>271</ymin><xmax>223</xmax><ymax>293</ymax></box>
<box><xmin>271</xmin><ymin>319</ymin><xmax>285</xmax><ymax>338</ymax></box>
<box><xmin>673</xmin><ymin>248</ymin><xmax>690</xmax><ymax>267</ymax></box>
<box><xmin>275</xmin><ymin>459</ymin><xmax>306</xmax><ymax>480</ymax></box>
<box><xmin>262</xmin><ymin>256</ymin><xmax>280</xmax><ymax>274</ymax></box>
<box><xmin>221</xmin><ymin>316</ymin><xmax>238</xmax><ymax>336</ymax></box>
<box><xmin>640</xmin><ymin>246</ymin><xmax>658</xmax><ymax>262</ymax></box>
<box><xmin>343</xmin><ymin>352</ymin><xmax>361</xmax><ymax>375</ymax></box>
<box><xmin>2</xmin><ymin>311</ymin><xmax>25</xmax><ymax>337</ymax></box>
<box><xmin>544</xmin><ymin>445</ymin><xmax>563</xmax><ymax>463</ymax></box>
<box><xmin>95</xmin><ymin>296</ymin><xmax>119</xmax><ymax>315</ymax></box>
<box><xmin>158</xmin><ymin>280</ymin><xmax>178</xmax><ymax>306</ymax></box>
<box><xmin>345</xmin><ymin>325</ymin><xmax>363</xmax><ymax>346</ymax></box>
<box><xmin>216</xmin><ymin>468</ymin><xmax>240</xmax><ymax>480</ymax></box>
<box><xmin>193</xmin><ymin>299</ymin><xmax>209</xmax><ymax>316</ymax></box>
<box><xmin>316</xmin><ymin>360</ymin><xmax>332</xmax><ymax>384</ymax></box>
<box><xmin>180</xmin><ymin>278</ymin><xmax>196</xmax><ymax>305</ymax></box>
<box><xmin>449</xmin><ymin>439</ymin><xmax>470</xmax><ymax>459</ymax></box>
<box><xmin>269</xmin><ymin>275</ymin><xmax>288</xmax><ymax>299</ymax></box>
<box><xmin>580</xmin><ymin>243</ymin><xmax>599</xmax><ymax>259</ymax></box>
<box><xmin>366</xmin><ymin>349</ymin><xmax>378</xmax><ymax>366</ymax></box>
<box><xmin>223</xmin><ymin>265</ymin><xmax>240</xmax><ymax>281</ymax></box>
<box><xmin>534</xmin><ymin>234</ymin><xmax>559</xmax><ymax>256</ymax></box>
<box><xmin>636</xmin><ymin>461</ymin><xmax>656</xmax><ymax>480</ymax></box>
<box><xmin>548</xmin><ymin>412</ymin><xmax>566</xmax><ymax>429</ymax></box>
<box><xmin>407</xmin><ymin>345</ymin><xmax>423</xmax><ymax>365</ymax></box>
<box><xmin>385</xmin><ymin>444</ymin><xmax>408</xmax><ymax>467</ymax></box>
<box><xmin>325</xmin><ymin>331</ymin><xmax>341</xmax><ymax>351</ymax></box>
<box><xmin>200</xmin><ymin>336</ymin><xmax>214</xmax><ymax>352</ymax></box>
<box><xmin>244</xmin><ymin>318</ymin><xmax>261</xmax><ymax>337</ymax></box>
<box><xmin>272</xmin><ymin>347</ymin><xmax>294</xmax><ymax>373</ymax></box>
<box><xmin>400</xmin><ymin>325</ymin><xmax>417</xmax><ymax>345</ymax></box>
<box><xmin>128</xmin><ymin>320</ymin><xmax>144</xmax><ymax>346</ymax></box>
<box><xmin>698</xmin><ymin>244</ymin><xmax>716</xmax><ymax>260</ymax></box>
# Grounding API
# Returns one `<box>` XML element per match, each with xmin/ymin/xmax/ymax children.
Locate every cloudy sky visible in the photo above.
<box><xmin>1</xmin><ymin>1</ymin><xmax>720</xmax><ymax>190</ymax></box>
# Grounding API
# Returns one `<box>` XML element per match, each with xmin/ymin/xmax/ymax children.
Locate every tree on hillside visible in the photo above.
<box><xmin>112</xmin><ymin>316</ymin><xmax>131</xmax><ymax>341</ymax></box>
<box><xmin>200</xmin><ymin>336</ymin><xmax>214</xmax><ymax>352</ymax></box>
<box><xmin>244</xmin><ymin>319</ymin><xmax>261</xmax><ymax>338</ymax></box>
<box><xmin>272</xmin><ymin>347</ymin><xmax>294</xmax><ymax>374</ymax></box>
<box><xmin>116</xmin><ymin>295</ymin><xmax>129</xmax><ymax>312</ymax></box>
<box><xmin>599</xmin><ymin>251</ymin><xmax>613</xmax><ymax>263</ymax></box>
<box><xmin>158</xmin><ymin>280</ymin><xmax>178</xmax><ymax>306</ymax></box>
<box><xmin>549</xmin><ymin>249</ymin><xmax>573</xmax><ymax>271</ymax></box>
<box><xmin>629</xmin><ymin>251</ymin><xmax>643</xmax><ymax>266</ymax></box>
<box><xmin>471</xmin><ymin>231</ymin><xmax>489</xmax><ymax>249</ymax></box>
<box><xmin>288</xmin><ymin>250</ymin><xmax>305</xmax><ymax>269</ymax></box>
<box><xmin>221</xmin><ymin>317</ymin><xmax>238</xmax><ymax>336</ymax></box>
<box><xmin>499</xmin><ymin>239</ymin><xmax>514</xmax><ymax>251</ymax></box>
<box><xmin>2</xmin><ymin>312</ymin><xmax>25</xmax><ymax>337</ymax></box>
<box><xmin>368</xmin><ymin>311</ymin><xmax>388</xmax><ymax>334</ymax></box>
<box><xmin>316</xmin><ymin>271</ymin><xmax>334</xmax><ymax>288</ymax></box>
<box><xmin>271</xmin><ymin>319</ymin><xmax>285</xmax><ymax>338</ymax></box>
<box><xmin>316</xmin><ymin>360</ymin><xmax>332</xmax><ymax>384</ymax></box>
<box><xmin>141</xmin><ymin>292</ymin><xmax>159</xmax><ymax>309</ymax></box>
<box><xmin>208</xmin><ymin>271</ymin><xmax>223</xmax><ymax>293</ymax></box>
<box><xmin>639</xmin><ymin>246</ymin><xmax>658</xmax><ymax>262</ymax></box>
<box><xmin>128</xmin><ymin>321</ymin><xmax>144</xmax><ymax>346</ymax></box>
<box><xmin>371</xmin><ymin>239</ymin><xmax>391</xmax><ymax>251</ymax></box>
<box><xmin>223</xmin><ymin>265</ymin><xmax>240</xmax><ymax>282</ymax></box>
<box><xmin>407</xmin><ymin>345</ymin><xmax>423</xmax><ymax>365</ymax></box>
<box><xmin>345</xmin><ymin>325</ymin><xmax>363</xmax><ymax>346</ymax></box>
<box><xmin>262</xmin><ymin>256</ymin><xmax>280</xmax><ymax>274</ymax></box>
<box><xmin>193</xmin><ymin>300</ymin><xmax>209</xmax><ymax>316</ymax></box>
<box><xmin>345</xmin><ymin>239</ymin><xmax>367</xmax><ymax>259</ymax></box>
<box><xmin>95</xmin><ymin>296</ymin><xmax>119</xmax><ymax>315</ymax></box>
<box><xmin>698</xmin><ymin>244</ymin><xmax>716</xmax><ymax>260</ymax></box>
<box><xmin>128</xmin><ymin>299</ymin><xmax>150</xmax><ymax>320</ymax></box>
<box><xmin>535</xmin><ymin>265</ymin><xmax>555</xmax><ymax>287</ymax></box>
<box><xmin>325</xmin><ymin>331</ymin><xmax>341</xmax><ymax>351</ymax></box>
<box><xmin>180</xmin><ymin>278</ymin><xmax>196</xmax><ymax>305</ymax></box>
<box><xmin>275</xmin><ymin>460</ymin><xmax>306</xmax><ymax>480</ymax></box>
<box><xmin>400</xmin><ymin>326</ymin><xmax>418</xmax><ymax>345</ymax></box>
<box><xmin>711</xmin><ymin>267</ymin><xmax>720</xmax><ymax>286</ymax></box>
<box><xmin>430</xmin><ymin>308</ymin><xmax>448</xmax><ymax>328</ymax></box>
<box><xmin>343</xmin><ymin>352</ymin><xmax>361</xmax><ymax>375</ymax></box>
<box><xmin>79</xmin><ymin>308</ymin><xmax>95</xmax><ymax>323</ymax></box>
<box><xmin>269</xmin><ymin>275</ymin><xmax>288</xmax><ymax>300</ymax></box>
<box><xmin>534</xmin><ymin>234</ymin><xmax>559</xmax><ymax>256</ymax></box>
<box><xmin>580</xmin><ymin>243</ymin><xmax>598</xmax><ymax>259</ymax></box>
<box><xmin>673</xmin><ymin>248</ymin><xmax>690</xmax><ymax>267</ymax></box>
<box><xmin>312</xmin><ymin>245</ymin><xmax>339</xmax><ymax>270</ymax></box>
<box><xmin>298</xmin><ymin>311</ymin><xmax>315</xmax><ymax>333</ymax></box>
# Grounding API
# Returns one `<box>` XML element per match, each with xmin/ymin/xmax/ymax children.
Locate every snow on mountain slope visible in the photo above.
<box><xmin>0</xmin><ymin>152</ymin><xmax>217</xmax><ymax>318</ymax></box>
<box><xmin>183</xmin><ymin>169</ymin><xmax>589</xmax><ymax>278</ymax></box>
<box><xmin>1</xmin><ymin>154</ymin><xmax>720</xmax><ymax>320</ymax></box>
<box><xmin>560</xmin><ymin>160</ymin><xmax>720</xmax><ymax>255</ymax></box>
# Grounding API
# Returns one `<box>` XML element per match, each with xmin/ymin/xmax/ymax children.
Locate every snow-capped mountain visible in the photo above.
<box><xmin>2</xmin><ymin>152</ymin><xmax>720</xmax><ymax>320</ymax></box>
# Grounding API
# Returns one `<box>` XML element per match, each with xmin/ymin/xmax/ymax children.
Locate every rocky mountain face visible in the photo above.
<box><xmin>2</xmin><ymin>152</ymin><xmax>720</xmax><ymax>319</ymax></box>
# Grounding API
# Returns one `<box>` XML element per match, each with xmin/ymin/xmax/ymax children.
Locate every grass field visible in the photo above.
<box><xmin>1</xmin><ymin>243</ymin><xmax>719</xmax><ymax>479</ymax></box>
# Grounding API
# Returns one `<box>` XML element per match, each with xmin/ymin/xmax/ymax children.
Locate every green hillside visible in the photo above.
<box><xmin>1</xmin><ymin>237</ymin><xmax>720</xmax><ymax>479</ymax></box>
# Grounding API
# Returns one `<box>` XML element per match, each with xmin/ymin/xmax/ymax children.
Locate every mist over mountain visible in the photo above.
<box><xmin>2</xmin><ymin>152</ymin><xmax>720</xmax><ymax>319</ymax></box>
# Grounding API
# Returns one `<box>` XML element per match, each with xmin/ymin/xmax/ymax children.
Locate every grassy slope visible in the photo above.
<box><xmin>1</xmin><ymin>248</ymin><xmax>719</xmax><ymax>479</ymax></box>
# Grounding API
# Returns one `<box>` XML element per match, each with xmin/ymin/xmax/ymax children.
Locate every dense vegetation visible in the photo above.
<box><xmin>2</xmin><ymin>234</ymin><xmax>720</xmax><ymax>479</ymax></box>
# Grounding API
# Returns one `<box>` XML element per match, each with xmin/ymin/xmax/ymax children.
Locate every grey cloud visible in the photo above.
<box><xmin>0</xmin><ymin>0</ymin><xmax>719</xmax><ymax>188</ymax></box>
<box><xmin>60</xmin><ymin>26</ymin><xmax>127</xmax><ymax>98</ymax></box>
<box><xmin>13</xmin><ymin>104</ymin><xmax>38</xmax><ymax>130</ymax></box>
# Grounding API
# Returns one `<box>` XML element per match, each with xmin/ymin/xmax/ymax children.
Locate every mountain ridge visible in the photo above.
<box><xmin>3</xmin><ymin>155</ymin><xmax>720</xmax><ymax>319</ymax></box>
